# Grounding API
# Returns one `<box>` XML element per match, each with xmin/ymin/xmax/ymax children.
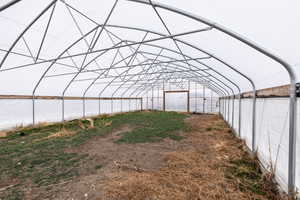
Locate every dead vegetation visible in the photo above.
<box><xmin>43</xmin><ymin>127</ymin><xmax>76</xmax><ymax>140</ymax></box>
<box><xmin>98</xmin><ymin>115</ymin><xmax>287</xmax><ymax>200</ymax></box>
<box><xmin>0</xmin><ymin>131</ymin><xmax>7</xmax><ymax>138</ymax></box>
<box><xmin>0</xmin><ymin>112</ymin><xmax>287</xmax><ymax>200</ymax></box>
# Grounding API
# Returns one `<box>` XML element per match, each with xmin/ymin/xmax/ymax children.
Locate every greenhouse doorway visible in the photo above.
<box><xmin>163</xmin><ymin>90</ymin><xmax>190</xmax><ymax>113</ymax></box>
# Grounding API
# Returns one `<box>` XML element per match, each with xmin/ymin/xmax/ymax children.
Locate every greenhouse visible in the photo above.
<box><xmin>0</xmin><ymin>0</ymin><xmax>299</xmax><ymax>199</ymax></box>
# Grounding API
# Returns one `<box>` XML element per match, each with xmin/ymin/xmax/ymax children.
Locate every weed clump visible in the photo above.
<box><xmin>225</xmin><ymin>149</ymin><xmax>282</xmax><ymax>199</ymax></box>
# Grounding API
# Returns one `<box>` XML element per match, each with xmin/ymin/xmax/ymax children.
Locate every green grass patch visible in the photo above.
<box><xmin>111</xmin><ymin>111</ymin><xmax>187</xmax><ymax>144</ymax></box>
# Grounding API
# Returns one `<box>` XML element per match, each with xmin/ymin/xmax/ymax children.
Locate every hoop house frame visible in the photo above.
<box><xmin>0</xmin><ymin>0</ymin><xmax>297</xmax><ymax>196</ymax></box>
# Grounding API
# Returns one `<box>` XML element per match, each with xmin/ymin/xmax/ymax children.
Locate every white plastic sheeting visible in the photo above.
<box><xmin>0</xmin><ymin>92</ymin><xmax>218</xmax><ymax>130</ymax></box>
<box><xmin>0</xmin><ymin>99</ymin><xmax>141</xmax><ymax>130</ymax></box>
<box><xmin>223</xmin><ymin>98</ymin><xmax>300</xmax><ymax>193</ymax></box>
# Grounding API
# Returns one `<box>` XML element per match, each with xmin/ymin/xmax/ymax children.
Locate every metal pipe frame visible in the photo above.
<box><xmin>0</xmin><ymin>1</ymin><xmax>243</xmax><ymax>127</ymax></box>
<box><xmin>109</xmin><ymin>43</ymin><xmax>237</xmax><ymax>125</ymax></box>
<box><xmin>1</xmin><ymin>20</ymin><xmax>244</xmax><ymax>141</ymax></box>
<box><xmin>70</xmin><ymin>24</ymin><xmax>249</xmax><ymax>136</ymax></box>
<box><xmin>113</xmin><ymin>49</ymin><xmax>164</xmax><ymax>99</ymax></box>
<box><xmin>81</xmin><ymin>37</ymin><xmax>237</xmax><ymax>120</ymax></box>
<box><xmin>104</xmin><ymin>25</ymin><xmax>249</xmax><ymax>135</ymax></box>
<box><xmin>0</xmin><ymin>0</ymin><xmax>297</xmax><ymax>195</ymax></box>
<box><xmin>134</xmin><ymin>79</ymin><xmax>224</xmax><ymax>101</ymax></box>
<box><xmin>126</xmin><ymin>67</ymin><xmax>225</xmax><ymax>102</ymax></box>
<box><xmin>134</xmin><ymin>51</ymin><xmax>235</xmax><ymax>122</ymax></box>
<box><xmin>0</xmin><ymin>0</ymin><xmax>22</xmax><ymax>12</ymax></box>
<box><xmin>0</xmin><ymin>0</ymin><xmax>58</xmax><ymax>68</ymax></box>
<box><xmin>125</xmin><ymin>60</ymin><xmax>228</xmax><ymax>99</ymax></box>
<box><xmin>1</xmin><ymin>2</ymin><xmax>245</xmax><ymax>152</ymax></box>
<box><xmin>126</xmin><ymin>63</ymin><xmax>231</xmax><ymax>105</ymax></box>
<box><xmin>0</xmin><ymin>22</ymin><xmax>240</xmax><ymax>129</ymax></box>
<box><xmin>128</xmin><ymin>60</ymin><xmax>227</xmax><ymax>98</ymax></box>
<box><xmin>135</xmin><ymin>77</ymin><xmax>227</xmax><ymax>104</ymax></box>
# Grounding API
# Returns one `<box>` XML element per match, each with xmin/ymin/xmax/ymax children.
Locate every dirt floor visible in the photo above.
<box><xmin>0</xmin><ymin>113</ymin><xmax>286</xmax><ymax>200</ymax></box>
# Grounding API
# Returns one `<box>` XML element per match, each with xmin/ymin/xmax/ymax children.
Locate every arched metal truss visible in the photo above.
<box><xmin>0</xmin><ymin>0</ymin><xmax>297</xmax><ymax>196</ymax></box>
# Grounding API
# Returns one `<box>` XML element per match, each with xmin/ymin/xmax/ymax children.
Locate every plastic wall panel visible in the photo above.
<box><xmin>35</xmin><ymin>100</ymin><xmax>61</xmax><ymax>124</ymax></box>
<box><xmin>228</xmin><ymin>98</ymin><xmax>233</xmax><ymax>127</ymax></box>
<box><xmin>85</xmin><ymin>100</ymin><xmax>99</xmax><ymax>117</ymax></box>
<box><xmin>0</xmin><ymin>99</ymin><xmax>32</xmax><ymax>129</ymax></box>
<box><xmin>64</xmin><ymin>100</ymin><xmax>83</xmax><ymax>120</ymax></box>
<box><xmin>225</xmin><ymin>98</ymin><xmax>299</xmax><ymax>192</ymax></box>
<box><xmin>255</xmin><ymin>99</ymin><xmax>289</xmax><ymax>190</ymax></box>
<box><xmin>240</xmin><ymin>99</ymin><xmax>253</xmax><ymax>148</ymax></box>
<box><xmin>232</xmin><ymin>99</ymin><xmax>239</xmax><ymax>133</ymax></box>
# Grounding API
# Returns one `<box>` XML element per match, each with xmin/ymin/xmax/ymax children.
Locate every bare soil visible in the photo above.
<box><xmin>17</xmin><ymin>114</ymin><xmax>284</xmax><ymax>200</ymax></box>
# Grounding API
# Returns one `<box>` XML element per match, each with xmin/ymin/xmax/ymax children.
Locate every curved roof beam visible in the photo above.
<box><xmin>111</xmin><ymin>49</ymin><xmax>165</xmax><ymax>97</ymax></box>
<box><xmin>110</xmin><ymin>56</ymin><xmax>220</xmax><ymax>99</ymax></box>
<box><xmin>69</xmin><ymin>38</ymin><xmax>232</xmax><ymax>121</ymax></box>
<box><xmin>103</xmin><ymin>24</ymin><xmax>251</xmax><ymax>92</ymax></box>
<box><xmin>0</xmin><ymin>0</ymin><xmax>22</xmax><ymax>12</ymax></box>
<box><xmin>113</xmin><ymin>58</ymin><xmax>233</xmax><ymax>99</ymax></box>
<box><xmin>61</xmin><ymin>0</ymin><xmax>120</xmax><ymax>98</ymax></box>
<box><xmin>58</xmin><ymin>3</ymin><xmax>247</xmax><ymax>94</ymax></box>
<box><xmin>135</xmin><ymin>83</ymin><xmax>225</xmax><ymax>103</ymax></box>
<box><xmin>29</xmin><ymin>28</ymin><xmax>212</xmax><ymax>88</ymax></box>
<box><xmin>133</xmin><ymin>50</ymin><xmax>237</xmax><ymax>123</ymax></box>
<box><xmin>135</xmin><ymin>47</ymin><xmax>240</xmax><ymax>94</ymax></box>
<box><xmin>111</xmin><ymin>52</ymin><xmax>234</xmax><ymax>98</ymax></box>
<box><xmin>105</xmin><ymin>57</ymin><xmax>232</xmax><ymax>101</ymax></box>
<box><xmin>93</xmin><ymin>25</ymin><xmax>248</xmax><ymax>131</ymax></box>
<box><xmin>0</xmin><ymin>0</ymin><xmax>58</xmax><ymax>68</ymax></box>
<box><xmin>4</xmin><ymin>24</ymin><xmax>236</xmax><ymax>100</ymax></box>
<box><xmin>75</xmin><ymin>39</ymin><xmax>235</xmax><ymax>101</ymax></box>
<box><xmin>98</xmin><ymin>56</ymin><xmax>232</xmax><ymax>101</ymax></box>
<box><xmin>63</xmin><ymin>31</ymin><xmax>148</xmax><ymax>100</ymax></box>
<box><xmin>126</xmin><ymin>63</ymin><xmax>226</xmax><ymax>98</ymax></box>
<box><xmin>126</xmin><ymin>65</ymin><xmax>231</xmax><ymax>106</ymax></box>
<box><xmin>134</xmin><ymin>79</ymin><xmax>226</xmax><ymax>105</ymax></box>
<box><xmin>131</xmin><ymin>71</ymin><xmax>226</xmax><ymax>99</ymax></box>
<box><xmin>103</xmin><ymin>47</ymin><xmax>234</xmax><ymax>110</ymax></box>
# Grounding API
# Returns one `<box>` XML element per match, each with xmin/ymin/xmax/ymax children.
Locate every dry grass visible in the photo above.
<box><xmin>98</xmin><ymin>115</ymin><xmax>287</xmax><ymax>200</ymax></box>
<box><xmin>78</xmin><ymin>120</ymin><xmax>86</xmax><ymax>130</ymax></box>
<box><xmin>86</xmin><ymin>118</ymin><xmax>95</xmax><ymax>128</ymax></box>
<box><xmin>0</xmin><ymin>131</ymin><xmax>7</xmax><ymax>138</ymax></box>
<box><xmin>100</xmin><ymin>151</ymin><xmax>240</xmax><ymax>200</ymax></box>
<box><xmin>45</xmin><ymin>127</ymin><xmax>76</xmax><ymax>139</ymax></box>
<box><xmin>104</xmin><ymin>121</ymin><xmax>112</xmax><ymax>127</ymax></box>
<box><xmin>33</xmin><ymin>127</ymin><xmax>76</xmax><ymax>142</ymax></box>
<box><xmin>0</xmin><ymin>122</ymin><xmax>54</xmax><ymax>138</ymax></box>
